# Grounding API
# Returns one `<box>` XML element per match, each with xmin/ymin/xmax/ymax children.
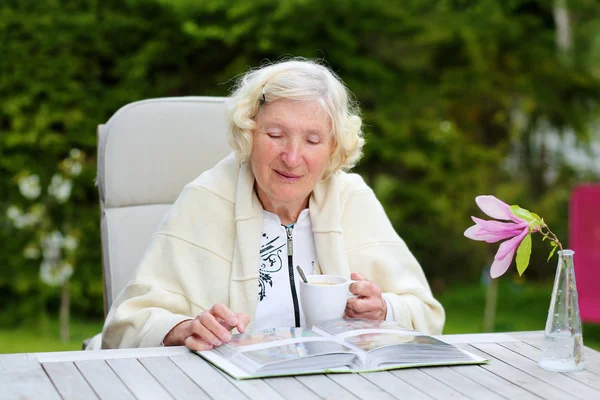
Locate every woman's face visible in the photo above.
<box><xmin>251</xmin><ymin>98</ymin><xmax>333</xmax><ymax>214</ymax></box>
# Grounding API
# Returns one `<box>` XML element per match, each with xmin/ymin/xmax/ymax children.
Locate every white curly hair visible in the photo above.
<box><xmin>227</xmin><ymin>58</ymin><xmax>364</xmax><ymax>179</ymax></box>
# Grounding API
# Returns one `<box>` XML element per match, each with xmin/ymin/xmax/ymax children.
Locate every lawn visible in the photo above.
<box><xmin>0</xmin><ymin>280</ymin><xmax>598</xmax><ymax>354</ymax></box>
<box><xmin>439</xmin><ymin>280</ymin><xmax>600</xmax><ymax>351</ymax></box>
<box><xmin>0</xmin><ymin>318</ymin><xmax>104</xmax><ymax>354</ymax></box>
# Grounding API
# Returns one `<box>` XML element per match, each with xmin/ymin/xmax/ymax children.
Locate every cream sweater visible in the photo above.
<box><xmin>101</xmin><ymin>153</ymin><xmax>445</xmax><ymax>349</ymax></box>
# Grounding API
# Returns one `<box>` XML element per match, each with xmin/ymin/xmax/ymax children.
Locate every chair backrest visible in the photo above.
<box><xmin>97</xmin><ymin>96</ymin><xmax>232</xmax><ymax>314</ymax></box>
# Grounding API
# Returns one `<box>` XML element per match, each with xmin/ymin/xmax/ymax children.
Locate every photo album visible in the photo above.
<box><xmin>196</xmin><ymin>318</ymin><xmax>489</xmax><ymax>379</ymax></box>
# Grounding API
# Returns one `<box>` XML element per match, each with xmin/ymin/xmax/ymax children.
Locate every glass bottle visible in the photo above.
<box><xmin>539</xmin><ymin>250</ymin><xmax>585</xmax><ymax>372</ymax></box>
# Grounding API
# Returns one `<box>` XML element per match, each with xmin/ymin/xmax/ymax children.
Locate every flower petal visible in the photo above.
<box><xmin>495</xmin><ymin>228</ymin><xmax>529</xmax><ymax>260</ymax></box>
<box><xmin>475</xmin><ymin>195</ymin><xmax>524</xmax><ymax>223</ymax></box>
<box><xmin>490</xmin><ymin>254</ymin><xmax>513</xmax><ymax>278</ymax></box>
<box><xmin>464</xmin><ymin>224</ymin><xmax>520</xmax><ymax>243</ymax></box>
<box><xmin>490</xmin><ymin>229</ymin><xmax>529</xmax><ymax>278</ymax></box>
<box><xmin>471</xmin><ymin>217</ymin><xmax>528</xmax><ymax>234</ymax></box>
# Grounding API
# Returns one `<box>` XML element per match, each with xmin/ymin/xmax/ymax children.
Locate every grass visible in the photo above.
<box><xmin>439</xmin><ymin>280</ymin><xmax>600</xmax><ymax>351</ymax></box>
<box><xmin>0</xmin><ymin>317</ymin><xmax>104</xmax><ymax>354</ymax></box>
<box><xmin>1</xmin><ymin>281</ymin><xmax>598</xmax><ymax>353</ymax></box>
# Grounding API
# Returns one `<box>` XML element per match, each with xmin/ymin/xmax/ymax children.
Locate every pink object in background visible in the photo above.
<box><xmin>570</xmin><ymin>185</ymin><xmax>600</xmax><ymax>323</ymax></box>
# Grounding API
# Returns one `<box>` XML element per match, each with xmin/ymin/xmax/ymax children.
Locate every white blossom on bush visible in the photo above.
<box><xmin>23</xmin><ymin>245</ymin><xmax>41</xmax><ymax>259</ymax></box>
<box><xmin>18</xmin><ymin>174</ymin><xmax>41</xmax><ymax>200</ymax></box>
<box><xmin>40</xmin><ymin>259</ymin><xmax>73</xmax><ymax>287</ymax></box>
<box><xmin>8</xmin><ymin>148</ymin><xmax>86</xmax><ymax>289</ymax></box>
<box><xmin>63</xmin><ymin>235</ymin><xmax>79</xmax><ymax>252</ymax></box>
<box><xmin>8</xmin><ymin>206</ymin><xmax>42</xmax><ymax>229</ymax></box>
<box><xmin>61</xmin><ymin>148</ymin><xmax>84</xmax><ymax>177</ymax></box>
<box><xmin>48</xmin><ymin>174</ymin><xmax>73</xmax><ymax>204</ymax></box>
<box><xmin>6</xmin><ymin>205</ymin><xmax>22</xmax><ymax>221</ymax></box>
<box><xmin>14</xmin><ymin>213</ymin><xmax>33</xmax><ymax>229</ymax></box>
<box><xmin>42</xmin><ymin>231</ymin><xmax>64</xmax><ymax>261</ymax></box>
<box><xmin>69</xmin><ymin>148</ymin><xmax>82</xmax><ymax>160</ymax></box>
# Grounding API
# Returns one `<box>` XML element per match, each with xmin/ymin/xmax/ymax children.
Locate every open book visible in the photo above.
<box><xmin>196</xmin><ymin>319</ymin><xmax>489</xmax><ymax>379</ymax></box>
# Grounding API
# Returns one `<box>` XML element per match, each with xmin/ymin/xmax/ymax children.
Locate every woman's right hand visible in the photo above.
<box><xmin>163</xmin><ymin>304</ymin><xmax>250</xmax><ymax>350</ymax></box>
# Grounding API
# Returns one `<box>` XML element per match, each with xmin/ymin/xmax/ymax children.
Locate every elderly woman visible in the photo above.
<box><xmin>102</xmin><ymin>59</ymin><xmax>444</xmax><ymax>350</ymax></box>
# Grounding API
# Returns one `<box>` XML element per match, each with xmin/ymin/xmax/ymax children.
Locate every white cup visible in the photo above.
<box><xmin>299</xmin><ymin>275</ymin><xmax>357</xmax><ymax>328</ymax></box>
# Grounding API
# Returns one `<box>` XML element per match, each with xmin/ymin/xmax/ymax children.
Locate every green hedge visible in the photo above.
<box><xmin>1</xmin><ymin>0</ymin><xmax>599</xmax><ymax>325</ymax></box>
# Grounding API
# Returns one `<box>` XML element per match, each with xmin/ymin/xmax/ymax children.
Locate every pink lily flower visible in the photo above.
<box><xmin>464</xmin><ymin>195</ymin><xmax>530</xmax><ymax>278</ymax></box>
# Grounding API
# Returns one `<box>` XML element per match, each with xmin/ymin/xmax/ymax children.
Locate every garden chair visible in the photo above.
<box><xmin>84</xmin><ymin>97</ymin><xmax>232</xmax><ymax>349</ymax></box>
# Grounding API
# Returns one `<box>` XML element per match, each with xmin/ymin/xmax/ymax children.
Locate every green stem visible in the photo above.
<box><xmin>542</xmin><ymin>224</ymin><xmax>563</xmax><ymax>251</ymax></box>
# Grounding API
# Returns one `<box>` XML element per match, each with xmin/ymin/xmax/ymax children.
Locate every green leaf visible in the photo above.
<box><xmin>516</xmin><ymin>234</ymin><xmax>532</xmax><ymax>276</ymax></box>
<box><xmin>509</xmin><ymin>205</ymin><xmax>541</xmax><ymax>223</ymax></box>
<box><xmin>529</xmin><ymin>220</ymin><xmax>544</xmax><ymax>231</ymax></box>
<box><xmin>547</xmin><ymin>245</ymin><xmax>558</xmax><ymax>262</ymax></box>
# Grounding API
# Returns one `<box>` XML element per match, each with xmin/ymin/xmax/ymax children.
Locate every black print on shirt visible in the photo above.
<box><xmin>258</xmin><ymin>233</ymin><xmax>285</xmax><ymax>301</ymax></box>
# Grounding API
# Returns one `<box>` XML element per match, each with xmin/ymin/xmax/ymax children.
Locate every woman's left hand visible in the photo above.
<box><xmin>345</xmin><ymin>272</ymin><xmax>387</xmax><ymax>320</ymax></box>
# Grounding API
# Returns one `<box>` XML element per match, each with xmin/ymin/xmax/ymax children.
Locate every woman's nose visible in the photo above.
<box><xmin>281</xmin><ymin>141</ymin><xmax>302</xmax><ymax>167</ymax></box>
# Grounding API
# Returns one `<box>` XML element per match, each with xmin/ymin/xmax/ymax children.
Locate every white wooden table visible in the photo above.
<box><xmin>1</xmin><ymin>331</ymin><xmax>599</xmax><ymax>400</ymax></box>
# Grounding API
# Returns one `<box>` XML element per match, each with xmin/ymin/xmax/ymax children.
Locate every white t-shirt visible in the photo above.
<box><xmin>253</xmin><ymin>209</ymin><xmax>394</xmax><ymax>331</ymax></box>
<box><xmin>253</xmin><ymin>209</ymin><xmax>315</xmax><ymax>331</ymax></box>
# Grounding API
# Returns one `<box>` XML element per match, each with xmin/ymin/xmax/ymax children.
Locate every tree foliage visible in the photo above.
<box><xmin>1</xmin><ymin>0</ymin><xmax>599</xmax><ymax>324</ymax></box>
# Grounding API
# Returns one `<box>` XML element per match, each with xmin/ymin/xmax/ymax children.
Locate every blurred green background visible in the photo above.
<box><xmin>1</xmin><ymin>0</ymin><xmax>599</xmax><ymax>353</ymax></box>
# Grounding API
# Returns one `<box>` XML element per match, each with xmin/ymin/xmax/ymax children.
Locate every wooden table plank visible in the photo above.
<box><xmin>436</xmin><ymin>333</ymin><xmax>520</xmax><ymax>344</ymax></box>
<box><xmin>472</xmin><ymin>343</ymin><xmax>600</xmax><ymax>400</ymax></box>
<box><xmin>498</xmin><ymin>341</ymin><xmax>600</xmax><ymax>391</ymax></box>
<box><xmin>458</xmin><ymin>344</ymin><xmax>577</xmax><ymax>400</ymax></box>
<box><xmin>262</xmin><ymin>376</ymin><xmax>321</xmax><ymax>400</ymax></box>
<box><xmin>295</xmin><ymin>374</ymin><xmax>360</xmax><ymax>400</ymax></box>
<box><xmin>139</xmin><ymin>357</ymin><xmax>211</xmax><ymax>400</ymax></box>
<box><xmin>420</xmin><ymin>366</ymin><xmax>506</xmax><ymax>400</ymax></box>
<box><xmin>43</xmin><ymin>362</ymin><xmax>99</xmax><ymax>400</ymax></box>
<box><xmin>390</xmin><ymin>369</ymin><xmax>469</xmax><ymax>399</ymax></box>
<box><xmin>106</xmin><ymin>358</ymin><xmax>173</xmax><ymax>399</ymax></box>
<box><xmin>511</xmin><ymin>335</ymin><xmax>600</xmax><ymax>375</ymax></box>
<box><xmin>214</xmin><ymin>368</ymin><xmax>285</xmax><ymax>400</ymax></box>
<box><xmin>36</xmin><ymin>346</ymin><xmax>191</xmax><ymax>363</ymax></box>
<box><xmin>359</xmin><ymin>371</ymin><xmax>432</xmax><ymax>400</ymax></box>
<box><xmin>0</xmin><ymin>353</ymin><xmax>61</xmax><ymax>400</ymax></box>
<box><xmin>580</xmin><ymin>347</ymin><xmax>600</xmax><ymax>375</ymax></box>
<box><xmin>75</xmin><ymin>359</ymin><xmax>136</xmax><ymax>400</ymax></box>
<box><xmin>449</xmin><ymin>364</ymin><xmax>540</xmax><ymax>400</ymax></box>
<box><xmin>504</xmin><ymin>331</ymin><xmax>544</xmax><ymax>341</ymax></box>
<box><xmin>328</xmin><ymin>372</ymin><xmax>408</xmax><ymax>400</ymax></box>
<box><xmin>170</xmin><ymin>355</ymin><xmax>248</xmax><ymax>399</ymax></box>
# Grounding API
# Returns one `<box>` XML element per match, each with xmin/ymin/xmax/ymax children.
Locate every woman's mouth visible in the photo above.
<box><xmin>275</xmin><ymin>170</ymin><xmax>301</xmax><ymax>182</ymax></box>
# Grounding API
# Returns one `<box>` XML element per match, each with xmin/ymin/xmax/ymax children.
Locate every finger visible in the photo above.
<box><xmin>344</xmin><ymin>302</ymin><xmax>382</xmax><ymax>320</ymax></box>
<box><xmin>184</xmin><ymin>334</ymin><xmax>214</xmax><ymax>351</ymax></box>
<box><xmin>350</xmin><ymin>272</ymin><xmax>367</xmax><ymax>281</ymax></box>
<box><xmin>235</xmin><ymin>313</ymin><xmax>251</xmax><ymax>333</ymax></box>
<box><xmin>196</xmin><ymin>313</ymin><xmax>232</xmax><ymax>343</ymax></box>
<box><xmin>344</xmin><ymin>307</ymin><xmax>380</xmax><ymax>320</ymax></box>
<box><xmin>210</xmin><ymin>303</ymin><xmax>240</xmax><ymax>327</ymax></box>
<box><xmin>189</xmin><ymin>317</ymin><xmax>225</xmax><ymax>346</ymax></box>
<box><xmin>345</xmin><ymin>304</ymin><xmax>371</xmax><ymax>319</ymax></box>
<box><xmin>350</xmin><ymin>281</ymin><xmax>382</xmax><ymax>298</ymax></box>
<box><xmin>346</xmin><ymin>296</ymin><xmax>380</xmax><ymax>314</ymax></box>
<box><xmin>349</xmin><ymin>280</ymin><xmax>368</xmax><ymax>296</ymax></box>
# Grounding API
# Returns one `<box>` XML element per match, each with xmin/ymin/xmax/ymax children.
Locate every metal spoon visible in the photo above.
<box><xmin>296</xmin><ymin>265</ymin><xmax>308</xmax><ymax>283</ymax></box>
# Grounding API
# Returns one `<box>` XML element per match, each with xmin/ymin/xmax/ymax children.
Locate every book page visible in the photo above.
<box><xmin>209</xmin><ymin>327</ymin><xmax>360</xmax><ymax>375</ymax></box>
<box><xmin>213</xmin><ymin>327</ymin><xmax>321</xmax><ymax>358</ymax></box>
<box><xmin>313</xmin><ymin>318</ymin><xmax>420</xmax><ymax>338</ymax></box>
<box><xmin>313</xmin><ymin>319</ymin><xmax>480</xmax><ymax>370</ymax></box>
